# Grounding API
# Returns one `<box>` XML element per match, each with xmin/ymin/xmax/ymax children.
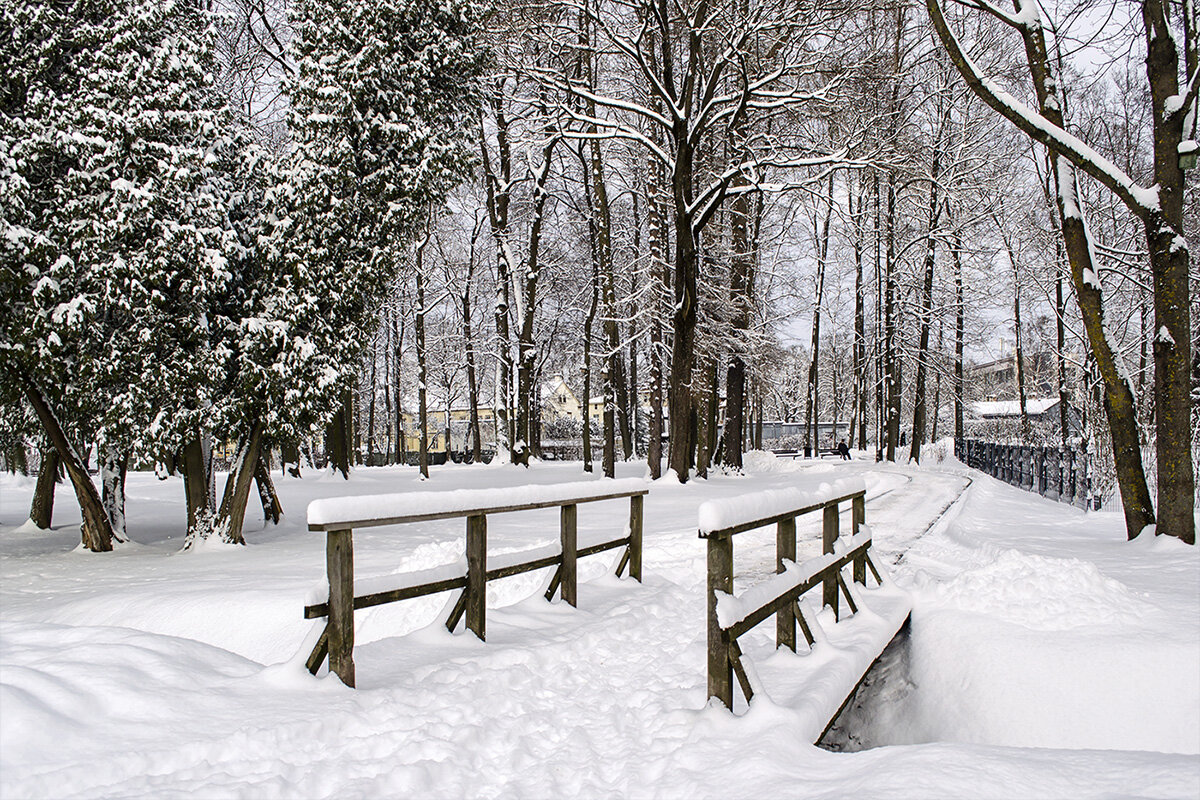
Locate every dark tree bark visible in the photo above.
<box><xmin>910</xmin><ymin>131</ymin><xmax>943</xmax><ymax>464</ymax></box>
<box><xmin>646</xmin><ymin>161</ymin><xmax>668</xmax><ymax>479</ymax></box>
<box><xmin>926</xmin><ymin>0</ymin><xmax>1159</xmax><ymax>539</ymax></box>
<box><xmin>415</xmin><ymin>237</ymin><xmax>430</xmax><ymax>480</ymax></box>
<box><xmin>952</xmin><ymin>230</ymin><xmax>965</xmax><ymax>441</ymax></box>
<box><xmin>23</xmin><ymin>381</ymin><xmax>115</xmax><ymax>551</ymax></box>
<box><xmin>325</xmin><ymin>389</ymin><xmax>353</xmax><ymax>479</ymax></box>
<box><xmin>101</xmin><ymin>447</ymin><xmax>129</xmax><ymax>541</ymax></box>
<box><xmin>515</xmin><ymin>134</ymin><xmax>557</xmax><ymax>468</ymax></box>
<box><xmin>480</xmin><ymin>93</ymin><xmax>514</xmax><ymax>461</ymax></box>
<box><xmin>254</xmin><ymin>455</ymin><xmax>282</xmax><ymax>525</ymax></box>
<box><xmin>803</xmin><ymin>174</ymin><xmax>834</xmax><ymax>456</ymax></box>
<box><xmin>884</xmin><ymin>170</ymin><xmax>901</xmax><ymax>461</ymax></box>
<box><xmin>214</xmin><ymin>420</ymin><xmax>265</xmax><ymax>545</ymax></box>
<box><xmin>182</xmin><ymin>434</ymin><xmax>214</xmax><ymax>537</ymax></box>
<box><xmin>30</xmin><ymin>447</ymin><xmax>59</xmax><ymax>529</ymax></box>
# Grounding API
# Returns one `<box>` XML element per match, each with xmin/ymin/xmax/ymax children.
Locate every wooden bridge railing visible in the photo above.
<box><xmin>699</xmin><ymin>481</ymin><xmax>881</xmax><ymax>710</ymax></box>
<box><xmin>304</xmin><ymin>478</ymin><xmax>648</xmax><ymax>687</ymax></box>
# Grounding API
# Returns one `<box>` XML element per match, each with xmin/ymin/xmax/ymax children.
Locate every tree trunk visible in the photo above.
<box><xmin>667</xmin><ymin>127</ymin><xmax>699</xmax><ymax>482</ymax></box>
<box><xmin>213</xmin><ymin>421</ymin><xmax>265</xmax><ymax>546</ymax></box>
<box><xmin>910</xmin><ymin>141</ymin><xmax>942</xmax><ymax>464</ymax></box>
<box><xmin>393</xmin><ymin>309</ymin><xmax>406</xmax><ymax>464</ymax></box>
<box><xmin>1143</xmin><ymin>0</ymin><xmax>1195</xmax><ymax>544</ymax></box>
<box><xmin>480</xmin><ymin>95</ymin><xmax>514</xmax><ymax>463</ymax></box>
<box><xmin>722</xmin><ymin>176</ymin><xmax>753</xmax><ymax>469</ymax></box>
<box><xmin>884</xmin><ymin>170</ymin><xmax>901</xmax><ymax>461</ymax></box>
<box><xmin>646</xmin><ymin>162</ymin><xmax>668</xmax><ymax>480</ymax></box>
<box><xmin>1056</xmin><ymin>268</ymin><xmax>1069</xmax><ymax>448</ymax></box>
<box><xmin>852</xmin><ymin>175</ymin><xmax>869</xmax><ymax>451</ymax></box>
<box><xmin>30</xmin><ymin>447</ymin><xmax>59</xmax><ymax>529</ymax></box>
<box><xmin>101</xmin><ymin>447</ymin><xmax>129</xmax><ymax>542</ymax></box>
<box><xmin>23</xmin><ymin>381</ymin><xmax>115</xmax><ymax>551</ymax></box>
<box><xmin>953</xmin><ymin>230</ymin><xmax>965</xmax><ymax>441</ymax></box>
<box><xmin>874</xmin><ymin>173</ymin><xmax>886</xmax><ymax>459</ymax></box>
<box><xmin>366</xmin><ymin>348</ymin><xmax>377</xmax><ymax>463</ymax></box>
<box><xmin>803</xmin><ymin>175</ymin><xmax>833</xmax><ymax>456</ymax></box>
<box><xmin>515</xmin><ymin>135</ymin><xmax>556</xmax><ymax>468</ymax></box>
<box><xmin>416</xmin><ymin>244</ymin><xmax>430</xmax><ymax>480</ymax></box>
<box><xmin>181</xmin><ymin>433</ymin><xmax>215</xmax><ymax>539</ymax></box>
<box><xmin>462</xmin><ymin>277</ymin><xmax>483</xmax><ymax>464</ymax></box>
<box><xmin>925</xmin><ymin>0</ymin><xmax>1162</xmax><ymax>539</ymax></box>
<box><xmin>254</xmin><ymin>456</ymin><xmax>283</xmax><ymax>525</ymax></box>
<box><xmin>325</xmin><ymin>389</ymin><xmax>353</xmax><ymax>479</ymax></box>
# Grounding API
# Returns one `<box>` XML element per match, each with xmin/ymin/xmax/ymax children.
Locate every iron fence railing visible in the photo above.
<box><xmin>955</xmin><ymin>438</ymin><xmax>1101</xmax><ymax>510</ymax></box>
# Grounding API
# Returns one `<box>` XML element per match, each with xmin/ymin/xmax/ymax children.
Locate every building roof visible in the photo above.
<box><xmin>971</xmin><ymin>398</ymin><xmax>1061</xmax><ymax>418</ymax></box>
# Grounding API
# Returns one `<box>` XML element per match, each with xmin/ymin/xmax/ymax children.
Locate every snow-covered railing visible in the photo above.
<box><xmin>956</xmin><ymin>438</ymin><xmax>1096</xmax><ymax>509</ymax></box>
<box><xmin>304</xmin><ymin>478</ymin><xmax>648</xmax><ymax>687</ymax></box>
<box><xmin>699</xmin><ymin>479</ymin><xmax>882</xmax><ymax>710</ymax></box>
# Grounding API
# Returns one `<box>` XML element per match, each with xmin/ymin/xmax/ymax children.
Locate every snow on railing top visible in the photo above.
<box><xmin>714</xmin><ymin>527</ymin><xmax>873</xmax><ymax>629</ymax></box>
<box><xmin>307</xmin><ymin>477</ymin><xmax>649</xmax><ymax>530</ymax></box>
<box><xmin>697</xmin><ymin>477</ymin><xmax>865</xmax><ymax>537</ymax></box>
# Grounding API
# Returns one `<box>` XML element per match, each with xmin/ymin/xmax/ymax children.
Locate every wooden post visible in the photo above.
<box><xmin>629</xmin><ymin>494</ymin><xmax>643</xmax><ymax>582</ymax></box>
<box><xmin>822</xmin><ymin>502</ymin><xmax>839</xmax><ymax>619</ymax></box>
<box><xmin>466</xmin><ymin>513</ymin><xmax>487</xmax><ymax>641</ymax></box>
<box><xmin>776</xmin><ymin>516</ymin><xmax>796</xmax><ymax>652</ymax></box>
<box><xmin>707</xmin><ymin>534</ymin><xmax>733</xmax><ymax>709</ymax></box>
<box><xmin>852</xmin><ymin>493</ymin><xmax>866</xmax><ymax>584</ymax></box>
<box><xmin>560</xmin><ymin>504</ymin><xmax>577</xmax><ymax>607</ymax></box>
<box><xmin>326</xmin><ymin>529</ymin><xmax>356</xmax><ymax>687</ymax></box>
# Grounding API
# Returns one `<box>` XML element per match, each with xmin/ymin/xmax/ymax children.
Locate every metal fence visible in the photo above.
<box><xmin>955</xmin><ymin>438</ymin><xmax>1100</xmax><ymax>510</ymax></box>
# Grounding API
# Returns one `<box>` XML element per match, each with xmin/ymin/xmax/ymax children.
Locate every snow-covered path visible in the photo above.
<box><xmin>1</xmin><ymin>451</ymin><xmax>1196</xmax><ymax>798</ymax></box>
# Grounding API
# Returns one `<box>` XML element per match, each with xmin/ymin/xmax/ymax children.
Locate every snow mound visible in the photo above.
<box><xmin>922</xmin><ymin>549</ymin><xmax>1151</xmax><ymax>631</ymax></box>
<box><xmin>742</xmin><ymin>450</ymin><xmax>799</xmax><ymax>473</ymax></box>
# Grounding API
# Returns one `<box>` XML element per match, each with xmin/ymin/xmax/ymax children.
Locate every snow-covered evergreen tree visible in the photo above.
<box><xmin>265</xmin><ymin>0</ymin><xmax>485</xmax><ymax>476</ymax></box>
<box><xmin>1</xmin><ymin>0</ymin><xmax>239</xmax><ymax>550</ymax></box>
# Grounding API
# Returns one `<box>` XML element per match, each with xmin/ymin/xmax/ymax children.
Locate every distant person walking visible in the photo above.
<box><xmin>837</xmin><ymin>439</ymin><xmax>851</xmax><ymax>460</ymax></box>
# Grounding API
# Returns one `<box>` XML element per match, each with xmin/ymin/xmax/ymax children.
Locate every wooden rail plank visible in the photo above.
<box><xmin>305</xmin><ymin>540</ymin><xmax>631</xmax><ymax>619</ymax></box>
<box><xmin>305</xmin><ymin>575</ymin><xmax>469</xmax><ymax>619</ymax></box>
<box><xmin>723</xmin><ymin>542</ymin><xmax>871</xmax><ymax>640</ymax></box>
<box><xmin>699</xmin><ymin>491</ymin><xmax>865</xmax><ymax>539</ymax></box>
<box><xmin>309</xmin><ymin>488</ymin><xmax>649</xmax><ymax>532</ymax></box>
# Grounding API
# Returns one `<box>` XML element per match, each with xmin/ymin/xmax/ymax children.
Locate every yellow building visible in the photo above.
<box><xmin>399</xmin><ymin>407</ymin><xmax>496</xmax><ymax>454</ymax></box>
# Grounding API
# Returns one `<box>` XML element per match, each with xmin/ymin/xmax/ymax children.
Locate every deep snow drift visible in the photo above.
<box><xmin>1</xmin><ymin>449</ymin><xmax>1197</xmax><ymax>798</ymax></box>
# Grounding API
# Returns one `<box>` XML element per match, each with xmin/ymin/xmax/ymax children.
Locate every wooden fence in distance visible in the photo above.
<box><xmin>304</xmin><ymin>481</ymin><xmax>648</xmax><ymax>687</ymax></box>
<box><xmin>701</xmin><ymin>488</ymin><xmax>881</xmax><ymax>710</ymax></box>
<box><xmin>956</xmin><ymin>438</ymin><xmax>1097</xmax><ymax>509</ymax></box>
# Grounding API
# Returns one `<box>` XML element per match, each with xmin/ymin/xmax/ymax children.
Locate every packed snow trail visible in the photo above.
<box><xmin>1</xmin><ymin>452</ymin><xmax>1195</xmax><ymax>799</ymax></box>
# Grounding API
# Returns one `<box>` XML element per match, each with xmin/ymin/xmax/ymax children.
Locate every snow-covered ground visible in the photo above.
<box><xmin>2</xmin><ymin>446</ymin><xmax>1197</xmax><ymax>798</ymax></box>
